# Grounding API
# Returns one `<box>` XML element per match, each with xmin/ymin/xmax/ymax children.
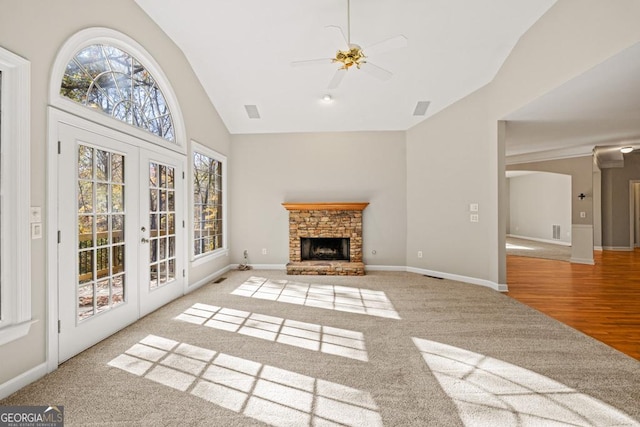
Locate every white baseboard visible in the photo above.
<box><xmin>594</xmin><ymin>246</ymin><xmax>603</xmax><ymax>251</ymax></box>
<box><xmin>508</xmin><ymin>234</ymin><xmax>571</xmax><ymax>247</ymax></box>
<box><xmin>249</xmin><ymin>264</ymin><xmax>287</xmax><ymax>270</ymax></box>
<box><xmin>0</xmin><ymin>362</ymin><xmax>48</xmax><ymax>400</ymax></box>
<box><xmin>570</xmin><ymin>257</ymin><xmax>596</xmax><ymax>265</ymax></box>
<box><xmin>601</xmin><ymin>246</ymin><xmax>633</xmax><ymax>251</ymax></box>
<box><xmin>365</xmin><ymin>265</ymin><xmax>406</xmax><ymax>272</ymax></box>
<box><xmin>228</xmin><ymin>263</ymin><xmax>508</xmax><ymax>292</ymax></box>
<box><xmin>186</xmin><ymin>264</ymin><xmax>234</xmax><ymax>293</ymax></box>
<box><xmin>406</xmin><ymin>266</ymin><xmax>508</xmax><ymax>292</ymax></box>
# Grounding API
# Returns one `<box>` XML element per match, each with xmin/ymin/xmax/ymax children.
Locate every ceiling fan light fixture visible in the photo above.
<box><xmin>291</xmin><ymin>0</ymin><xmax>406</xmax><ymax>90</ymax></box>
<box><xmin>333</xmin><ymin>45</ymin><xmax>366</xmax><ymax>70</ymax></box>
<box><xmin>620</xmin><ymin>146</ymin><xmax>633</xmax><ymax>154</ymax></box>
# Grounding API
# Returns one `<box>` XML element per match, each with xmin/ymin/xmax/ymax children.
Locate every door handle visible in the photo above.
<box><xmin>141</xmin><ymin>237</ymin><xmax>149</xmax><ymax>244</ymax></box>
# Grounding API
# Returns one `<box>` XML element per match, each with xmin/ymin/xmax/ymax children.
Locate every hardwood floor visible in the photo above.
<box><xmin>507</xmin><ymin>250</ymin><xmax>640</xmax><ymax>360</ymax></box>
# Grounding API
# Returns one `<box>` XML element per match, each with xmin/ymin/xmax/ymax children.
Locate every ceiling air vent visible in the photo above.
<box><xmin>244</xmin><ymin>104</ymin><xmax>261</xmax><ymax>119</ymax></box>
<box><xmin>413</xmin><ymin>101</ymin><xmax>430</xmax><ymax>116</ymax></box>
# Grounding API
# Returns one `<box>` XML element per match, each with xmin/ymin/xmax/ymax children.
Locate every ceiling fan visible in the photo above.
<box><xmin>292</xmin><ymin>0</ymin><xmax>408</xmax><ymax>89</ymax></box>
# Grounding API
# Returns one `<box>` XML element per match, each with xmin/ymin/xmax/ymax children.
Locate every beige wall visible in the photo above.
<box><xmin>229</xmin><ymin>132</ymin><xmax>407</xmax><ymax>267</ymax></box>
<box><xmin>406</xmin><ymin>0</ymin><xmax>640</xmax><ymax>286</ymax></box>
<box><xmin>508</xmin><ymin>172</ymin><xmax>572</xmax><ymax>244</ymax></box>
<box><xmin>507</xmin><ymin>156</ymin><xmax>593</xmax><ymax>225</ymax></box>
<box><xmin>407</xmin><ymin>87</ymin><xmax>495</xmax><ymax>281</ymax></box>
<box><xmin>0</xmin><ymin>0</ymin><xmax>230</xmax><ymax>386</ymax></box>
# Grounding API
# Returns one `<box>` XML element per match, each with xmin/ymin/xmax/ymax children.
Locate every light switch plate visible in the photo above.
<box><xmin>470</xmin><ymin>203</ymin><xmax>479</xmax><ymax>212</ymax></box>
<box><xmin>31</xmin><ymin>223</ymin><xmax>43</xmax><ymax>239</ymax></box>
<box><xmin>30</xmin><ymin>207</ymin><xmax>42</xmax><ymax>223</ymax></box>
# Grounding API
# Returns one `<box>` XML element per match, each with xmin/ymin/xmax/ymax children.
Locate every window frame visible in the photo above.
<box><xmin>49</xmin><ymin>27</ymin><xmax>186</xmax><ymax>155</ymax></box>
<box><xmin>61</xmin><ymin>44</ymin><xmax>177</xmax><ymax>144</ymax></box>
<box><xmin>0</xmin><ymin>46</ymin><xmax>32</xmax><ymax>345</ymax></box>
<box><xmin>190</xmin><ymin>140</ymin><xmax>227</xmax><ymax>266</ymax></box>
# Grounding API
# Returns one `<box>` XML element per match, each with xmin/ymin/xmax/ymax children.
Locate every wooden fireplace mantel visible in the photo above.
<box><xmin>282</xmin><ymin>202</ymin><xmax>369</xmax><ymax>211</ymax></box>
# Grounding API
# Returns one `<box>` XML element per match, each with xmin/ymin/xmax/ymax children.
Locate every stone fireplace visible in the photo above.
<box><xmin>283</xmin><ymin>202</ymin><xmax>368</xmax><ymax>275</ymax></box>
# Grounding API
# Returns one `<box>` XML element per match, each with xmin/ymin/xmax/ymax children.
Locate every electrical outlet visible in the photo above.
<box><xmin>262</xmin><ymin>248</ymin><xmax>267</xmax><ymax>255</ymax></box>
<box><xmin>470</xmin><ymin>214</ymin><xmax>479</xmax><ymax>223</ymax></box>
<box><xmin>417</xmin><ymin>251</ymin><xmax>423</xmax><ymax>258</ymax></box>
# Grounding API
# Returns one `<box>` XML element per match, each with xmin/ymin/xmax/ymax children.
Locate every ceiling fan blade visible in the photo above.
<box><xmin>325</xmin><ymin>25</ymin><xmax>350</xmax><ymax>50</ymax></box>
<box><xmin>362</xmin><ymin>35</ymin><xmax>408</xmax><ymax>56</ymax></box>
<box><xmin>291</xmin><ymin>58</ymin><xmax>334</xmax><ymax>67</ymax></box>
<box><xmin>327</xmin><ymin>68</ymin><xmax>347</xmax><ymax>89</ymax></box>
<box><xmin>360</xmin><ymin>62</ymin><xmax>393</xmax><ymax>81</ymax></box>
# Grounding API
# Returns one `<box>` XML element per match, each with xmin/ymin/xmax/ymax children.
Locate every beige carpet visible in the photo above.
<box><xmin>2</xmin><ymin>270</ymin><xmax>639</xmax><ymax>426</ymax></box>
<box><xmin>506</xmin><ymin>236</ymin><xmax>572</xmax><ymax>262</ymax></box>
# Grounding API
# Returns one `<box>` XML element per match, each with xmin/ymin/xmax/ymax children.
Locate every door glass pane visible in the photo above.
<box><xmin>112</xmin><ymin>154</ymin><xmax>124</xmax><ymax>183</ymax></box>
<box><xmin>78</xmin><ymin>284</ymin><xmax>94</xmax><ymax>320</ymax></box>
<box><xmin>149</xmin><ymin>161</ymin><xmax>177</xmax><ymax>289</ymax></box>
<box><xmin>76</xmin><ymin>144</ymin><xmax>126</xmax><ymax>321</ymax></box>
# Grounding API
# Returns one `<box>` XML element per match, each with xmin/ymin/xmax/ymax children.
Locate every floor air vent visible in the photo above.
<box><xmin>213</xmin><ymin>277</ymin><xmax>227</xmax><ymax>284</ymax></box>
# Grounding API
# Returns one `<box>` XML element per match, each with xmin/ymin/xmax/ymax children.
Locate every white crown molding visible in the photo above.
<box><xmin>506</xmin><ymin>145</ymin><xmax>594</xmax><ymax>165</ymax></box>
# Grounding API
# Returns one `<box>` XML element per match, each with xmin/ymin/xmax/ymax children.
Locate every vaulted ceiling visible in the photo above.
<box><xmin>135</xmin><ymin>0</ymin><xmax>640</xmax><ymax>161</ymax></box>
<box><xmin>135</xmin><ymin>0</ymin><xmax>556</xmax><ymax>134</ymax></box>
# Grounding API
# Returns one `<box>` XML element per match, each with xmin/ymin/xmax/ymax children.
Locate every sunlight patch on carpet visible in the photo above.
<box><xmin>412</xmin><ymin>338</ymin><xmax>638</xmax><ymax>426</ymax></box>
<box><xmin>231</xmin><ymin>276</ymin><xmax>401</xmax><ymax>319</ymax></box>
<box><xmin>108</xmin><ymin>335</ymin><xmax>382</xmax><ymax>426</ymax></box>
<box><xmin>174</xmin><ymin>303</ymin><xmax>368</xmax><ymax>361</ymax></box>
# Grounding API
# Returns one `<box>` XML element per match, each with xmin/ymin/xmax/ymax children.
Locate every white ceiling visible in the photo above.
<box><xmin>134</xmin><ymin>0</ymin><xmax>556</xmax><ymax>135</ymax></box>
<box><xmin>505</xmin><ymin>41</ymin><xmax>640</xmax><ymax>159</ymax></box>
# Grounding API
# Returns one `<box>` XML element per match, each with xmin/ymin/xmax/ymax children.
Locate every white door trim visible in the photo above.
<box><xmin>629</xmin><ymin>180</ymin><xmax>640</xmax><ymax>250</ymax></box>
<box><xmin>46</xmin><ymin>107</ymin><xmax>187</xmax><ymax>370</ymax></box>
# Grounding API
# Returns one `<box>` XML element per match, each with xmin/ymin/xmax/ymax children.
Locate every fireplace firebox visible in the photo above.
<box><xmin>301</xmin><ymin>238</ymin><xmax>350</xmax><ymax>261</ymax></box>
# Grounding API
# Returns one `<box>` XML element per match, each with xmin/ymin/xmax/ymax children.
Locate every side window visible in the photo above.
<box><xmin>192</xmin><ymin>142</ymin><xmax>226</xmax><ymax>259</ymax></box>
<box><xmin>0</xmin><ymin>47</ymin><xmax>32</xmax><ymax>345</ymax></box>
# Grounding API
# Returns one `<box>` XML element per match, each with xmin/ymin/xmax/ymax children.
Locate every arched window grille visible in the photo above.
<box><xmin>61</xmin><ymin>44</ymin><xmax>175</xmax><ymax>142</ymax></box>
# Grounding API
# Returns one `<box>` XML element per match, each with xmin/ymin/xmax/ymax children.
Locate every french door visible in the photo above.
<box><xmin>139</xmin><ymin>149</ymin><xmax>184</xmax><ymax>316</ymax></box>
<box><xmin>57</xmin><ymin>122</ymin><xmax>184</xmax><ymax>362</ymax></box>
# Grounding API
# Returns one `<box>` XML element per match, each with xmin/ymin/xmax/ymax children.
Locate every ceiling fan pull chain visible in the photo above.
<box><xmin>347</xmin><ymin>0</ymin><xmax>351</xmax><ymax>45</ymax></box>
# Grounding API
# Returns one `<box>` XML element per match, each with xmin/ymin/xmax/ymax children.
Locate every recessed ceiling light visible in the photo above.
<box><xmin>322</xmin><ymin>94</ymin><xmax>333</xmax><ymax>103</ymax></box>
<box><xmin>620</xmin><ymin>146</ymin><xmax>634</xmax><ymax>154</ymax></box>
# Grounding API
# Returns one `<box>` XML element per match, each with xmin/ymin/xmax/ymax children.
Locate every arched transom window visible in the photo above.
<box><xmin>61</xmin><ymin>44</ymin><xmax>175</xmax><ymax>142</ymax></box>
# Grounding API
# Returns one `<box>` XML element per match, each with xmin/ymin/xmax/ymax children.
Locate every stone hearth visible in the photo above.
<box><xmin>283</xmin><ymin>202</ymin><xmax>368</xmax><ymax>275</ymax></box>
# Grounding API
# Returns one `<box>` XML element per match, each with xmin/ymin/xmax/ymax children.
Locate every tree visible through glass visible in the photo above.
<box><xmin>77</xmin><ymin>145</ymin><xmax>126</xmax><ymax>321</ymax></box>
<box><xmin>61</xmin><ymin>44</ymin><xmax>175</xmax><ymax>142</ymax></box>
<box><xmin>193</xmin><ymin>152</ymin><xmax>223</xmax><ymax>256</ymax></box>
